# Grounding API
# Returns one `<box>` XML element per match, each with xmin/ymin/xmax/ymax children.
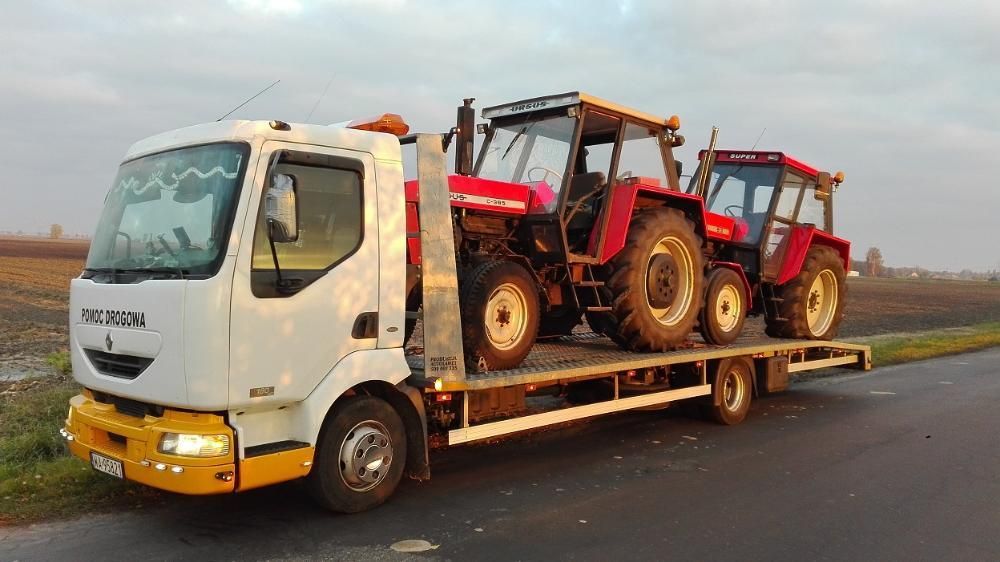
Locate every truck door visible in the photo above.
<box><xmin>229</xmin><ymin>142</ymin><xmax>379</xmax><ymax>407</ymax></box>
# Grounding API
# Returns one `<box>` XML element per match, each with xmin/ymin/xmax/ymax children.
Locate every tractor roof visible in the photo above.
<box><xmin>482</xmin><ymin>92</ymin><xmax>673</xmax><ymax>129</ymax></box>
<box><xmin>699</xmin><ymin>149</ymin><xmax>821</xmax><ymax>178</ymax></box>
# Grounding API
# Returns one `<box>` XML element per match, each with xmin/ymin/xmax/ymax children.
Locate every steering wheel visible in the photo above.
<box><xmin>724</xmin><ymin>204</ymin><xmax>744</xmax><ymax>217</ymax></box>
<box><xmin>527</xmin><ymin>166</ymin><xmax>563</xmax><ymax>186</ymax></box>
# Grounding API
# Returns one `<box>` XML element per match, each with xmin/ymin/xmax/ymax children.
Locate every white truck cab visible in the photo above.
<box><xmin>65</xmin><ymin>119</ymin><xmax>432</xmax><ymax>504</ymax></box>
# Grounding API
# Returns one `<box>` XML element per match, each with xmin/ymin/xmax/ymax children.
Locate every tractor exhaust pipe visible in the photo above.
<box><xmin>695</xmin><ymin>126</ymin><xmax>719</xmax><ymax>199</ymax></box>
<box><xmin>455</xmin><ymin>98</ymin><xmax>476</xmax><ymax>176</ymax></box>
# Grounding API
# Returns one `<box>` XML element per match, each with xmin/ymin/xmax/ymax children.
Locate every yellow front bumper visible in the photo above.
<box><xmin>64</xmin><ymin>394</ymin><xmax>236</xmax><ymax>495</ymax></box>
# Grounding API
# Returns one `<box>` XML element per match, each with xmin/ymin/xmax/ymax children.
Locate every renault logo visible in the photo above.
<box><xmin>105</xmin><ymin>331</ymin><xmax>114</xmax><ymax>352</ymax></box>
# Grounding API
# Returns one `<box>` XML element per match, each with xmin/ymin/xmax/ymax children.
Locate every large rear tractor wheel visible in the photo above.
<box><xmin>307</xmin><ymin>396</ymin><xmax>407</xmax><ymax>513</ymax></box>
<box><xmin>765</xmin><ymin>245</ymin><xmax>846</xmax><ymax>340</ymax></box>
<box><xmin>605</xmin><ymin>208</ymin><xmax>704</xmax><ymax>352</ymax></box>
<box><xmin>699</xmin><ymin>267</ymin><xmax>746</xmax><ymax>346</ymax></box>
<box><xmin>461</xmin><ymin>260</ymin><xmax>540</xmax><ymax>370</ymax></box>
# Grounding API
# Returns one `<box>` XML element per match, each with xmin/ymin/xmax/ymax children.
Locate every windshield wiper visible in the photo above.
<box><xmin>501</xmin><ymin>121</ymin><xmax>537</xmax><ymax>161</ymax></box>
<box><xmin>118</xmin><ymin>267</ymin><xmax>188</xmax><ymax>279</ymax></box>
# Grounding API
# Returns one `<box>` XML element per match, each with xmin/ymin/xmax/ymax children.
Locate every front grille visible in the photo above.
<box><xmin>92</xmin><ymin>391</ymin><xmax>165</xmax><ymax>419</ymax></box>
<box><xmin>84</xmin><ymin>349</ymin><xmax>153</xmax><ymax>379</ymax></box>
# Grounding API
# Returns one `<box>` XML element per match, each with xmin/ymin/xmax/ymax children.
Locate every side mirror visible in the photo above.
<box><xmin>815</xmin><ymin>172</ymin><xmax>832</xmax><ymax>201</ymax></box>
<box><xmin>265</xmin><ymin>173</ymin><xmax>298</xmax><ymax>243</ymax></box>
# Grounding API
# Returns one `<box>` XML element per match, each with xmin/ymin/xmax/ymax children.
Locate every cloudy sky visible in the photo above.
<box><xmin>2</xmin><ymin>0</ymin><xmax>998</xmax><ymax>271</ymax></box>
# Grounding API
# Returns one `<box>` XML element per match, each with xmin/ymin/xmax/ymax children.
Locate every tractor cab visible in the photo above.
<box><xmin>474</xmin><ymin>92</ymin><xmax>685</xmax><ymax>262</ymax></box>
<box><xmin>687</xmin><ymin>150</ymin><xmax>843</xmax><ymax>282</ymax></box>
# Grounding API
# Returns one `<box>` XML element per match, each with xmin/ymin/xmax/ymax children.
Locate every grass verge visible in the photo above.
<box><xmin>0</xmin><ymin>372</ymin><xmax>159</xmax><ymax>525</ymax></box>
<box><xmin>853</xmin><ymin>322</ymin><xmax>1000</xmax><ymax>366</ymax></box>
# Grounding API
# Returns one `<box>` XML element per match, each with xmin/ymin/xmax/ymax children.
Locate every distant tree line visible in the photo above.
<box><xmin>850</xmin><ymin>246</ymin><xmax>999</xmax><ymax>281</ymax></box>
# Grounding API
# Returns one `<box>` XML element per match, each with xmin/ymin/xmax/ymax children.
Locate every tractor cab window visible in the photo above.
<box><xmin>695</xmin><ymin>163</ymin><xmax>780</xmax><ymax>244</ymax></box>
<box><xmin>476</xmin><ymin>114</ymin><xmax>575</xmax><ymax>213</ymax></box>
<box><xmin>616</xmin><ymin>122</ymin><xmax>669</xmax><ymax>187</ymax></box>
<box><xmin>564</xmin><ymin>111</ymin><xmax>621</xmax><ymax>230</ymax></box>
<box><xmin>774</xmin><ymin>172</ymin><xmax>829</xmax><ymax>231</ymax></box>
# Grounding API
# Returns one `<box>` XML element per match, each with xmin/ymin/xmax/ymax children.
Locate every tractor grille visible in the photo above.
<box><xmin>84</xmin><ymin>349</ymin><xmax>153</xmax><ymax>379</ymax></box>
<box><xmin>91</xmin><ymin>390</ymin><xmax>165</xmax><ymax>419</ymax></box>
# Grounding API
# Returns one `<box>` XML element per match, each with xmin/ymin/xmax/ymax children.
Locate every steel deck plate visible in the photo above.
<box><xmin>406</xmin><ymin>333</ymin><xmax>869</xmax><ymax>391</ymax></box>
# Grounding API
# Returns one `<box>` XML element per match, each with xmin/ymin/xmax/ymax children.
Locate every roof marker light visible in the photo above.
<box><xmin>347</xmin><ymin>113</ymin><xmax>410</xmax><ymax>136</ymax></box>
<box><xmin>666</xmin><ymin>115</ymin><xmax>681</xmax><ymax>131</ymax></box>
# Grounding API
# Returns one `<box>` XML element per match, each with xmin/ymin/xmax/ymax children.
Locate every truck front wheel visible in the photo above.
<box><xmin>461</xmin><ymin>260</ymin><xmax>540</xmax><ymax>370</ymax></box>
<box><xmin>307</xmin><ymin>396</ymin><xmax>407</xmax><ymax>513</ymax></box>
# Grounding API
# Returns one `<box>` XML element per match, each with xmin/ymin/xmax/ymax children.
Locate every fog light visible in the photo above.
<box><xmin>215</xmin><ymin>471</ymin><xmax>234</xmax><ymax>482</ymax></box>
<box><xmin>155</xmin><ymin>463</ymin><xmax>167</xmax><ymax>471</ymax></box>
<box><xmin>158</xmin><ymin>433</ymin><xmax>230</xmax><ymax>458</ymax></box>
<box><xmin>170</xmin><ymin>466</ymin><xmax>184</xmax><ymax>474</ymax></box>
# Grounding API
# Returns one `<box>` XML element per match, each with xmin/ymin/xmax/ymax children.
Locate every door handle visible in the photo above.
<box><xmin>352</xmin><ymin>312</ymin><xmax>379</xmax><ymax>339</ymax></box>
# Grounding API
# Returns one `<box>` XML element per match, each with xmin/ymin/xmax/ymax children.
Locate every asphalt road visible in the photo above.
<box><xmin>3</xmin><ymin>349</ymin><xmax>999</xmax><ymax>561</ymax></box>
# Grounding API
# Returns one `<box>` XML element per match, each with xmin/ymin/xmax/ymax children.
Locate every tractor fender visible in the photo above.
<box><xmin>597</xmin><ymin>183</ymin><xmax>710</xmax><ymax>264</ymax></box>
<box><xmin>708</xmin><ymin>261</ymin><xmax>753</xmax><ymax>309</ymax></box>
<box><xmin>776</xmin><ymin>226</ymin><xmax>851</xmax><ymax>285</ymax></box>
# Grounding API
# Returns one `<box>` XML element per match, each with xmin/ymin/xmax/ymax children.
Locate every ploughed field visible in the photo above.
<box><xmin>1</xmin><ymin>236</ymin><xmax>999</xmax><ymax>379</ymax></box>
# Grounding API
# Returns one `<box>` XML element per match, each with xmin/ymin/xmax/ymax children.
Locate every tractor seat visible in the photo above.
<box><xmin>565</xmin><ymin>172</ymin><xmax>607</xmax><ymax>247</ymax></box>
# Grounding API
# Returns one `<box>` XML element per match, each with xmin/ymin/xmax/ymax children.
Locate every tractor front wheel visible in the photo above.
<box><xmin>699</xmin><ymin>267</ymin><xmax>747</xmax><ymax>346</ymax></box>
<box><xmin>461</xmin><ymin>260</ymin><xmax>540</xmax><ymax>370</ymax></box>
<box><xmin>605</xmin><ymin>208</ymin><xmax>704</xmax><ymax>352</ymax></box>
<box><xmin>765</xmin><ymin>245</ymin><xmax>846</xmax><ymax>340</ymax></box>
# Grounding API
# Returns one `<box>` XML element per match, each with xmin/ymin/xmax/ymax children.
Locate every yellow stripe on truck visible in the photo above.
<box><xmin>237</xmin><ymin>447</ymin><xmax>315</xmax><ymax>492</ymax></box>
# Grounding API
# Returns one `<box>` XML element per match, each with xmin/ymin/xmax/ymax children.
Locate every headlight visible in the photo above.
<box><xmin>158</xmin><ymin>433</ymin><xmax>230</xmax><ymax>457</ymax></box>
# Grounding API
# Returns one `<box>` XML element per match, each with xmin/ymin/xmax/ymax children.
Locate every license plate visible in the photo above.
<box><xmin>90</xmin><ymin>452</ymin><xmax>124</xmax><ymax>479</ymax></box>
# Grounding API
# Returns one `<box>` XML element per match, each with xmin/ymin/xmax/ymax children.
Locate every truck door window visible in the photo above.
<box><xmin>251</xmin><ymin>157</ymin><xmax>363</xmax><ymax>274</ymax></box>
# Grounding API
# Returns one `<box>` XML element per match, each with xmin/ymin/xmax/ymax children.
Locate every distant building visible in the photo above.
<box><xmin>847</xmin><ymin>270</ymin><xmax>860</xmax><ymax>277</ymax></box>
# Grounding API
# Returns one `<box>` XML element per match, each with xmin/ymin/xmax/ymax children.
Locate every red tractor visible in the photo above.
<box><xmin>403</xmin><ymin>92</ymin><xmax>848</xmax><ymax>370</ymax></box>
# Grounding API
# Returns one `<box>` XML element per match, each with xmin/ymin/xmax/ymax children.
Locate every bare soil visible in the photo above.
<box><xmin>1</xmin><ymin>236</ymin><xmax>998</xmax><ymax>380</ymax></box>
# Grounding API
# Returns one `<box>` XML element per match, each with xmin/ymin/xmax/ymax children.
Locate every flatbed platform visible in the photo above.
<box><xmin>407</xmin><ymin>332</ymin><xmax>871</xmax><ymax>391</ymax></box>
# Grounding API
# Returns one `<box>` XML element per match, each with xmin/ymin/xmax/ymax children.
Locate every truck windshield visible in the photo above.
<box><xmin>688</xmin><ymin>162</ymin><xmax>781</xmax><ymax>244</ymax></box>
<box><xmin>86</xmin><ymin>142</ymin><xmax>249</xmax><ymax>277</ymax></box>
<box><xmin>476</xmin><ymin>114</ymin><xmax>575</xmax><ymax>187</ymax></box>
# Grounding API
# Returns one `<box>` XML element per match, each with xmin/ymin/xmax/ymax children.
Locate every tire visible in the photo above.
<box><xmin>538</xmin><ymin>305</ymin><xmax>582</xmax><ymax>338</ymax></box>
<box><xmin>699</xmin><ymin>268</ymin><xmax>746</xmax><ymax>346</ymax></box>
<box><xmin>605</xmin><ymin>208</ymin><xmax>704</xmax><ymax>352</ymax></box>
<box><xmin>765</xmin><ymin>245</ymin><xmax>846</xmax><ymax>340</ymax></box>
<box><xmin>460</xmin><ymin>260</ymin><xmax>540</xmax><ymax>370</ymax></box>
<box><xmin>307</xmin><ymin>396</ymin><xmax>407</xmax><ymax>513</ymax></box>
<box><xmin>706</xmin><ymin>357</ymin><xmax>753</xmax><ymax>425</ymax></box>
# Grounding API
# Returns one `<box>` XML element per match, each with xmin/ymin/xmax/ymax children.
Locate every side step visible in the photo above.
<box><xmin>584</xmin><ymin>306</ymin><xmax>612</xmax><ymax>312</ymax></box>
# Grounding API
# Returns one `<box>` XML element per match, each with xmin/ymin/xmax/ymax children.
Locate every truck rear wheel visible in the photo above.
<box><xmin>307</xmin><ymin>396</ymin><xmax>407</xmax><ymax>513</ymax></box>
<box><xmin>765</xmin><ymin>245</ymin><xmax>846</xmax><ymax>340</ymax></box>
<box><xmin>699</xmin><ymin>267</ymin><xmax>746</xmax><ymax>346</ymax></box>
<box><xmin>461</xmin><ymin>260</ymin><xmax>540</xmax><ymax>370</ymax></box>
<box><xmin>706</xmin><ymin>357</ymin><xmax>753</xmax><ymax>425</ymax></box>
<box><xmin>605</xmin><ymin>208</ymin><xmax>704</xmax><ymax>352</ymax></box>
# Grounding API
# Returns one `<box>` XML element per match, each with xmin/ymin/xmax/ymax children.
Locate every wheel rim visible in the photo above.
<box><xmin>339</xmin><ymin>420</ymin><xmax>393</xmax><ymax>492</ymax></box>
<box><xmin>806</xmin><ymin>270</ymin><xmax>838</xmax><ymax>336</ymax></box>
<box><xmin>715</xmin><ymin>283</ymin><xmax>741</xmax><ymax>333</ymax></box>
<box><xmin>722</xmin><ymin>369</ymin><xmax>746</xmax><ymax>412</ymax></box>
<box><xmin>644</xmin><ymin>236</ymin><xmax>695</xmax><ymax>326</ymax></box>
<box><xmin>485</xmin><ymin>282</ymin><xmax>529</xmax><ymax>350</ymax></box>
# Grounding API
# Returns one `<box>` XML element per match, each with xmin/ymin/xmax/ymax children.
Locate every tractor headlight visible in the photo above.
<box><xmin>158</xmin><ymin>433</ymin><xmax>230</xmax><ymax>458</ymax></box>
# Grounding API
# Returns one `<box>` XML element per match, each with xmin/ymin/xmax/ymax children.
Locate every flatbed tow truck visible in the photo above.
<box><xmin>63</xmin><ymin>98</ymin><xmax>870</xmax><ymax>513</ymax></box>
